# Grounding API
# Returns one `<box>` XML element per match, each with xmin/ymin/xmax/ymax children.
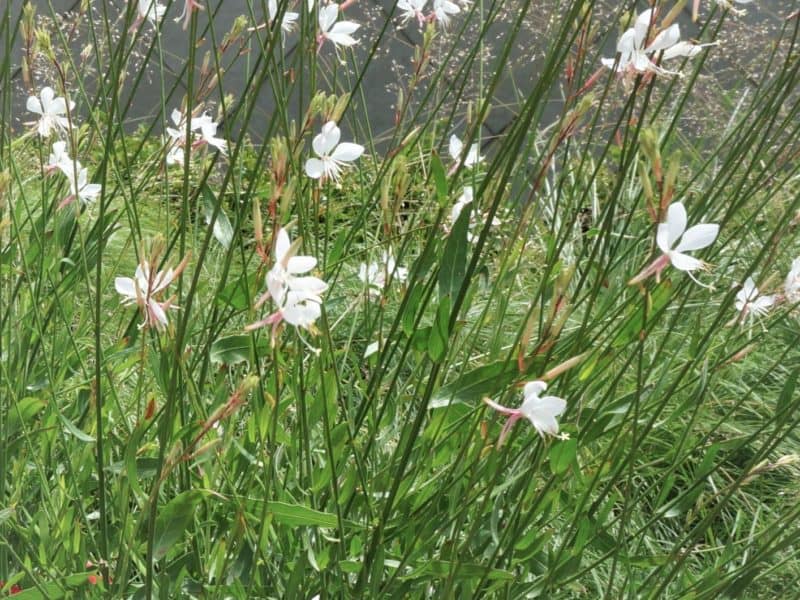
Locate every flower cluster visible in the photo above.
<box><xmin>165</xmin><ymin>108</ymin><xmax>228</xmax><ymax>167</ymax></box>
<box><xmin>27</xmin><ymin>87</ymin><xmax>103</xmax><ymax>210</ymax></box>
<box><xmin>358</xmin><ymin>252</ymin><xmax>408</xmax><ymax>297</ymax></box>
<box><xmin>397</xmin><ymin>0</ymin><xmax>471</xmax><ymax>29</ymax></box>
<box><xmin>246</xmin><ymin>228</ymin><xmax>328</xmax><ymax>339</ymax></box>
<box><xmin>602</xmin><ymin>9</ymin><xmax>717</xmax><ymax>78</ymax></box>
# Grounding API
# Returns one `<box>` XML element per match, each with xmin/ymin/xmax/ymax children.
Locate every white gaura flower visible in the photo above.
<box><xmin>26</xmin><ymin>87</ymin><xmax>74</xmax><ymax>137</ymax></box>
<box><xmin>735</xmin><ymin>277</ymin><xmax>774</xmax><ymax>324</ymax></box>
<box><xmin>397</xmin><ymin>0</ymin><xmax>428</xmax><ymax>26</ymax></box>
<box><xmin>268</xmin><ymin>0</ymin><xmax>299</xmax><ymax>32</ymax></box>
<box><xmin>358</xmin><ymin>252</ymin><xmax>408</xmax><ymax>297</ymax></box>
<box><xmin>59</xmin><ymin>166</ymin><xmax>102</xmax><ymax>209</ymax></box>
<box><xmin>433</xmin><ymin>0</ymin><xmax>460</xmax><ymax>28</ymax></box>
<box><xmin>629</xmin><ymin>201</ymin><xmax>719</xmax><ymax>285</ymax></box>
<box><xmin>246</xmin><ymin>228</ymin><xmax>328</xmax><ymax>338</ymax></box>
<box><xmin>448</xmin><ymin>134</ymin><xmax>482</xmax><ymax>168</ymax></box>
<box><xmin>784</xmin><ymin>258</ymin><xmax>800</xmax><ymax>304</ymax></box>
<box><xmin>46</xmin><ymin>141</ymin><xmax>74</xmax><ymax>175</ymax></box>
<box><xmin>195</xmin><ymin>114</ymin><xmax>228</xmax><ymax>155</ymax></box>
<box><xmin>165</xmin><ymin>108</ymin><xmax>227</xmax><ymax>164</ymax></box>
<box><xmin>136</xmin><ymin>0</ymin><xmax>167</xmax><ymax>25</ymax></box>
<box><xmin>115</xmin><ymin>258</ymin><xmax>187</xmax><ymax>330</ymax></box>
<box><xmin>483</xmin><ymin>381</ymin><xmax>567</xmax><ymax>446</ymax></box>
<box><xmin>601</xmin><ymin>9</ymin><xmax>716</xmax><ymax>77</ymax></box>
<box><xmin>304</xmin><ymin>121</ymin><xmax>364</xmax><ymax>181</ymax></box>
<box><xmin>318</xmin><ymin>4</ymin><xmax>360</xmax><ymax>49</ymax></box>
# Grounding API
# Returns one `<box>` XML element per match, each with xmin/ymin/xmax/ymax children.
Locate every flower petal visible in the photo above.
<box><xmin>634</xmin><ymin>9</ymin><xmax>655</xmax><ymax>48</ymax></box>
<box><xmin>287</xmin><ymin>255</ymin><xmax>317</xmax><ymax>274</ymax></box>
<box><xmin>40</xmin><ymin>87</ymin><xmax>55</xmax><ymax>111</ymax></box>
<box><xmin>313</xmin><ymin>121</ymin><xmax>340</xmax><ymax>156</ymax></box>
<box><xmin>274</xmin><ymin>228</ymin><xmax>291</xmax><ymax>261</ymax></box>
<box><xmin>115</xmin><ymin>277</ymin><xmax>137</xmax><ymax>298</ymax></box>
<box><xmin>330</xmin><ymin>21</ymin><xmax>360</xmax><ymax>36</ymax></box>
<box><xmin>318</xmin><ymin>4</ymin><xmax>339</xmax><ymax>32</ymax></box>
<box><xmin>665</xmin><ymin>202</ymin><xmax>688</xmax><ymax>248</ymax></box>
<box><xmin>448</xmin><ymin>135</ymin><xmax>463</xmax><ymax>161</ymax></box>
<box><xmin>674</xmin><ymin>223</ymin><xmax>718</xmax><ymax>252</ymax></box>
<box><xmin>663</xmin><ymin>41</ymin><xmax>698</xmax><ymax>60</ymax></box>
<box><xmin>646</xmin><ymin>24</ymin><xmax>680</xmax><ymax>54</ymax></box>
<box><xmin>523</xmin><ymin>380</ymin><xmax>547</xmax><ymax>399</ymax></box>
<box><xmin>325</xmin><ymin>31</ymin><xmax>358</xmax><ymax>46</ymax></box>
<box><xmin>668</xmin><ymin>251</ymin><xmax>703</xmax><ymax>272</ymax></box>
<box><xmin>305</xmin><ymin>158</ymin><xmax>326</xmax><ymax>179</ymax></box>
<box><xmin>26</xmin><ymin>95</ymin><xmax>43</xmax><ymax>115</ymax></box>
<box><xmin>331</xmin><ymin>142</ymin><xmax>364</xmax><ymax>163</ymax></box>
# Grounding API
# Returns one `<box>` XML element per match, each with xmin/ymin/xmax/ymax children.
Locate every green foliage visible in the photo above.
<box><xmin>1</xmin><ymin>0</ymin><xmax>800</xmax><ymax>598</ymax></box>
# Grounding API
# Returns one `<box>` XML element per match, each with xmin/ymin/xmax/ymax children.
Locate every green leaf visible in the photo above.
<box><xmin>430</xmin><ymin>151</ymin><xmax>448</xmax><ymax>207</ymax></box>
<box><xmin>403</xmin><ymin>559</ymin><xmax>514</xmax><ymax>581</ymax></box>
<box><xmin>216</xmin><ymin>275</ymin><xmax>255</xmax><ymax>311</ymax></box>
<box><xmin>429</xmin><ymin>360</ymin><xmax>516</xmax><ymax>408</ymax></box>
<box><xmin>612</xmin><ymin>281</ymin><xmax>672</xmax><ymax>348</ymax></box>
<box><xmin>402</xmin><ymin>285</ymin><xmax>426</xmax><ymax>337</ymax></box>
<box><xmin>154</xmin><ymin>491</ymin><xmax>205</xmax><ymax>560</ymax></box>
<box><xmin>266</xmin><ymin>501</ymin><xmax>338</xmax><ymax>528</ymax></box>
<box><xmin>438</xmin><ymin>201</ymin><xmax>470</xmax><ymax>299</ymax></box>
<box><xmin>202</xmin><ymin>184</ymin><xmax>234</xmax><ymax>249</ymax></box>
<box><xmin>549</xmin><ymin>437</ymin><xmax>577</xmax><ymax>475</ymax></box>
<box><xmin>8</xmin><ymin>397</ymin><xmax>46</xmax><ymax>435</ymax></box>
<box><xmin>210</xmin><ymin>335</ymin><xmax>256</xmax><ymax>365</ymax></box>
<box><xmin>777</xmin><ymin>367</ymin><xmax>799</xmax><ymax>416</ymax></box>
<box><xmin>427</xmin><ymin>296</ymin><xmax>451</xmax><ymax>363</ymax></box>
<box><xmin>59</xmin><ymin>413</ymin><xmax>95</xmax><ymax>443</ymax></box>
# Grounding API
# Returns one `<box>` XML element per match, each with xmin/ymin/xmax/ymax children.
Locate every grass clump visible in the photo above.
<box><xmin>1</xmin><ymin>0</ymin><xmax>800</xmax><ymax>597</ymax></box>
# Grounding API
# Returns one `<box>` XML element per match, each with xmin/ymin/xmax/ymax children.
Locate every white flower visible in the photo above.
<box><xmin>268</xmin><ymin>0</ymin><xmax>299</xmax><ymax>32</ymax></box>
<box><xmin>247</xmin><ymin>228</ymin><xmax>328</xmax><ymax>336</ymax></box>
<box><xmin>304</xmin><ymin>121</ymin><xmax>364</xmax><ymax>181</ymax></box>
<box><xmin>26</xmin><ymin>87</ymin><xmax>74</xmax><ymax>137</ymax></box>
<box><xmin>165</xmin><ymin>108</ymin><xmax>227</xmax><ymax>163</ymax></box>
<box><xmin>59</xmin><ymin>166</ymin><xmax>102</xmax><ymax>209</ymax></box>
<box><xmin>483</xmin><ymin>380</ymin><xmax>567</xmax><ymax>445</ymax></box>
<box><xmin>448</xmin><ymin>134</ymin><xmax>482</xmax><ymax>167</ymax></box>
<box><xmin>656</xmin><ymin>202</ymin><xmax>719</xmax><ymax>272</ymax></box>
<box><xmin>115</xmin><ymin>261</ymin><xmax>183</xmax><ymax>330</ymax></box>
<box><xmin>318</xmin><ymin>4</ymin><xmax>360</xmax><ymax>48</ymax></box>
<box><xmin>46</xmin><ymin>141</ymin><xmax>74</xmax><ymax>175</ymax></box>
<box><xmin>397</xmin><ymin>0</ymin><xmax>427</xmax><ymax>26</ymax></box>
<box><xmin>358</xmin><ymin>252</ymin><xmax>408</xmax><ymax>296</ymax></box>
<box><xmin>450</xmin><ymin>186</ymin><xmax>472</xmax><ymax>221</ymax></box>
<box><xmin>433</xmin><ymin>0</ymin><xmax>460</xmax><ymax>28</ymax></box>
<box><xmin>196</xmin><ymin>114</ymin><xmax>228</xmax><ymax>155</ymax></box>
<box><xmin>784</xmin><ymin>258</ymin><xmax>800</xmax><ymax>304</ymax></box>
<box><xmin>137</xmin><ymin>0</ymin><xmax>167</xmax><ymax>23</ymax></box>
<box><xmin>601</xmin><ymin>9</ymin><xmax>715</xmax><ymax>77</ymax></box>
<box><xmin>735</xmin><ymin>277</ymin><xmax>774</xmax><ymax>323</ymax></box>
<box><xmin>629</xmin><ymin>201</ymin><xmax>719</xmax><ymax>285</ymax></box>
